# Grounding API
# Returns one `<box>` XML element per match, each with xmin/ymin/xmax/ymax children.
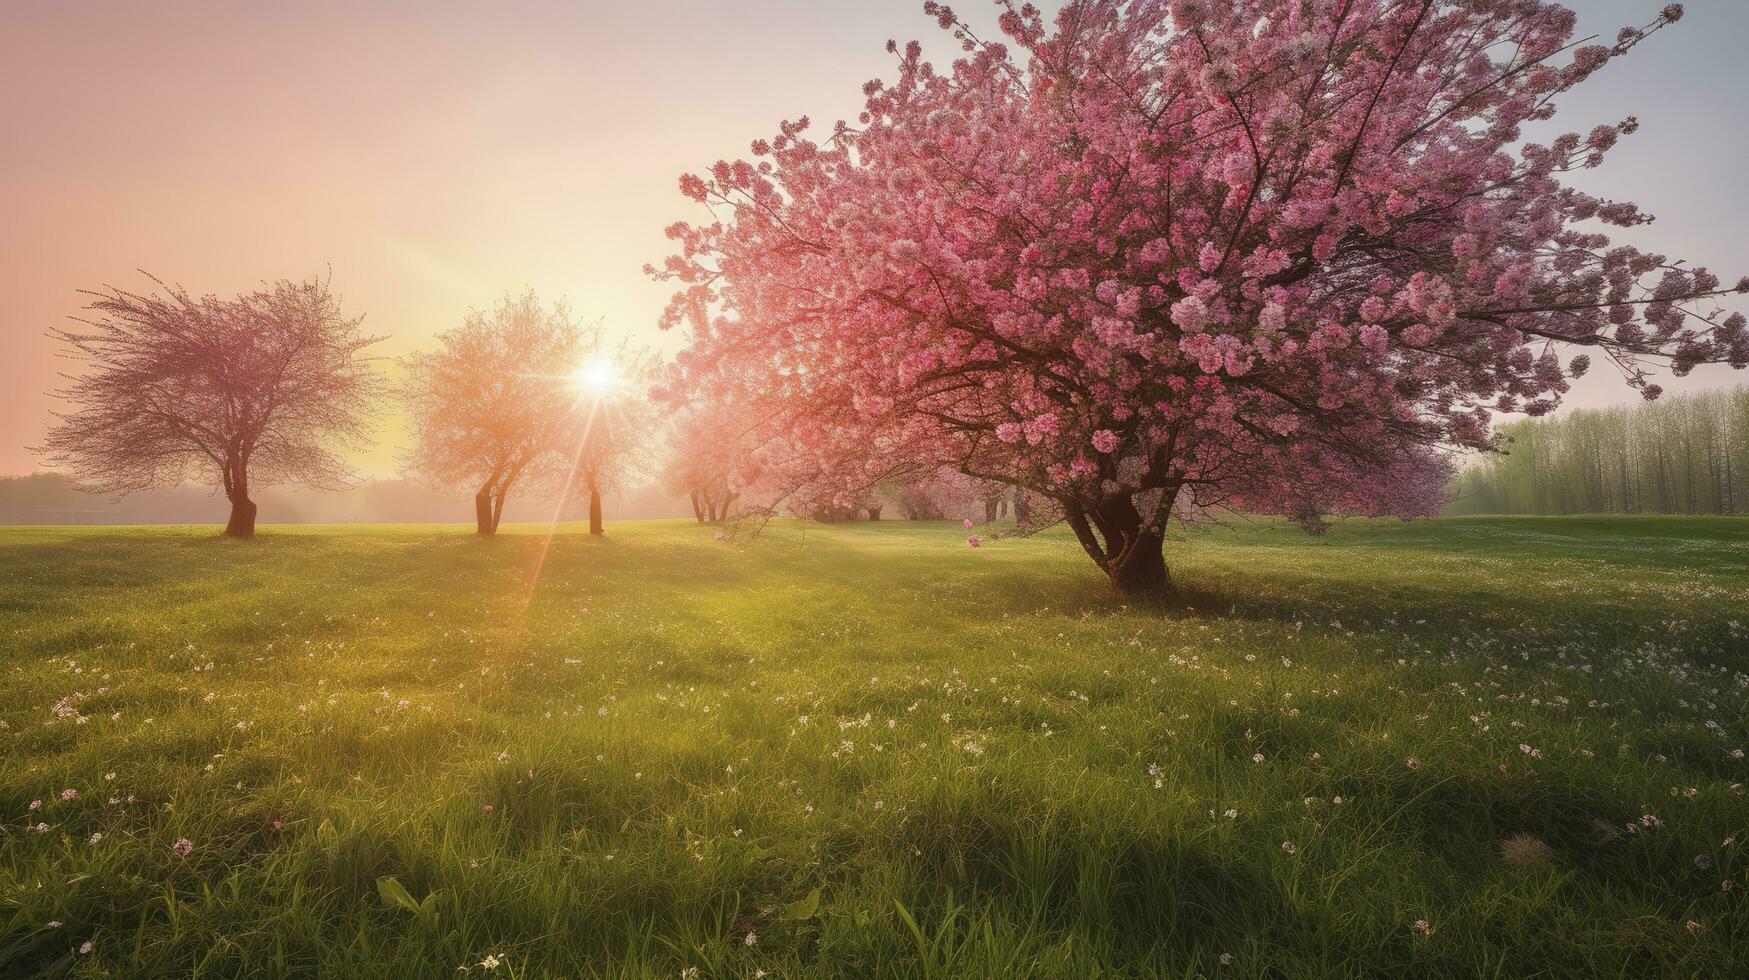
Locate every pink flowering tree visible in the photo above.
<box><xmin>653</xmin><ymin>0</ymin><xmax>1746</xmax><ymax>597</ymax></box>
<box><xmin>663</xmin><ymin>405</ymin><xmax>753</xmax><ymax>523</ymax></box>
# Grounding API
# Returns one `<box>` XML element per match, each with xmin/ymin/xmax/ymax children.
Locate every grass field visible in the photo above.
<box><xmin>1</xmin><ymin>516</ymin><xmax>1746</xmax><ymax>978</ymax></box>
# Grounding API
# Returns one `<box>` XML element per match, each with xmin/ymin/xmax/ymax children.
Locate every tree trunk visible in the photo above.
<box><xmin>866</xmin><ymin>506</ymin><xmax>882</xmax><ymax>521</ymax></box>
<box><xmin>1108</xmin><ymin>527</ymin><xmax>1169</xmax><ymax>596</ymax></box>
<box><xmin>225</xmin><ymin>494</ymin><xmax>257</xmax><ymax>538</ymax></box>
<box><xmin>222</xmin><ymin>454</ymin><xmax>256</xmax><ymax>538</ymax></box>
<box><xmin>690</xmin><ymin>491</ymin><xmax>706</xmax><ymax>523</ymax></box>
<box><xmin>475</xmin><ymin>490</ymin><xmax>496</xmax><ymax>535</ymax></box>
<box><xmin>1013</xmin><ymin>491</ymin><xmax>1031</xmax><ymax>527</ymax></box>
<box><xmin>1064</xmin><ymin>496</ymin><xmax>1171</xmax><ymax>598</ymax></box>
<box><xmin>589</xmin><ymin>486</ymin><xmax>604</xmax><ymax>535</ymax></box>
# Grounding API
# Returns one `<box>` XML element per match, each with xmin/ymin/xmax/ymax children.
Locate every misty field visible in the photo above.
<box><xmin>1</xmin><ymin>518</ymin><xmax>1746</xmax><ymax>978</ymax></box>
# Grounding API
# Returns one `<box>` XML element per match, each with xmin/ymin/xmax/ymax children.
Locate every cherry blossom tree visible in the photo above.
<box><xmin>654</xmin><ymin>0</ymin><xmax>1746</xmax><ymax>596</ymax></box>
<box><xmin>401</xmin><ymin>291</ymin><xmax>591</xmax><ymax>535</ymax></box>
<box><xmin>567</xmin><ymin>344</ymin><xmax>660</xmax><ymax>536</ymax></box>
<box><xmin>39</xmin><ymin>275</ymin><xmax>381</xmax><ymax>537</ymax></box>
<box><xmin>663</xmin><ymin>406</ymin><xmax>749</xmax><ymax>523</ymax></box>
<box><xmin>894</xmin><ymin>473</ymin><xmax>951</xmax><ymax>520</ymax></box>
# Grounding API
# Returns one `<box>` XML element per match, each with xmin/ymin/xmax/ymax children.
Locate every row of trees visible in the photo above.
<box><xmin>41</xmin><ymin>281</ymin><xmax>653</xmax><ymax>538</ymax></box>
<box><xmin>36</xmin><ymin>3</ymin><xmax>1749</xmax><ymax>596</ymax></box>
<box><xmin>1449</xmin><ymin>386</ymin><xmax>1749</xmax><ymax>515</ymax></box>
<box><xmin>648</xmin><ymin>0</ymin><xmax>1747</xmax><ymax>596</ymax></box>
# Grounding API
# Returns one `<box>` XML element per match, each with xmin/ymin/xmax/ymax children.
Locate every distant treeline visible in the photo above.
<box><xmin>0</xmin><ymin>473</ymin><xmax>691</xmax><ymax>526</ymax></box>
<box><xmin>1449</xmin><ymin>387</ymin><xmax>1749</xmax><ymax>516</ymax></box>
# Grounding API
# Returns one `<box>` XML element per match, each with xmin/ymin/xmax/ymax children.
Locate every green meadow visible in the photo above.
<box><xmin>1</xmin><ymin>517</ymin><xmax>1746</xmax><ymax>978</ymax></box>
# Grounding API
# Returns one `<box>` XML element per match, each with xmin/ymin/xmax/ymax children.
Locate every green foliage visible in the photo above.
<box><xmin>0</xmin><ymin>518</ymin><xmax>1745</xmax><ymax>977</ymax></box>
<box><xmin>1451</xmin><ymin>386</ymin><xmax>1749</xmax><ymax>515</ymax></box>
<box><xmin>378</xmin><ymin>876</ymin><xmax>442</xmax><ymax>927</ymax></box>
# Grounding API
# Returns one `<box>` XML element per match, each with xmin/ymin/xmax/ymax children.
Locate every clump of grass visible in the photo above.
<box><xmin>1500</xmin><ymin>833</ymin><xmax>1555</xmax><ymax>868</ymax></box>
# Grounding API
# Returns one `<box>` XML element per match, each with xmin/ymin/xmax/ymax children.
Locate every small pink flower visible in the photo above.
<box><xmin>1405</xmin><ymin>756</ymin><xmax>1420</xmax><ymax>770</ymax></box>
<box><xmin>966</xmin><ymin>536</ymin><xmax>980</xmax><ymax>548</ymax></box>
<box><xmin>962</xmin><ymin>518</ymin><xmax>974</xmax><ymax>529</ymax></box>
<box><xmin>1281</xmin><ymin>841</ymin><xmax>1296</xmax><ymax>854</ymax></box>
<box><xmin>482</xmin><ymin>804</ymin><xmax>494</xmax><ymax>814</ymax></box>
<box><xmin>1686</xmin><ymin>919</ymin><xmax>1702</xmax><ymax>935</ymax></box>
<box><xmin>271</xmin><ymin>819</ymin><xmax>284</xmax><ymax>831</ymax></box>
<box><xmin>171</xmin><ymin>838</ymin><xmax>193</xmax><ymax>856</ymax></box>
<box><xmin>60</xmin><ymin>788</ymin><xmax>78</xmax><ymax>802</ymax></box>
<box><xmin>1413</xmin><ymin>919</ymin><xmax>1434</xmax><ymax>936</ymax></box>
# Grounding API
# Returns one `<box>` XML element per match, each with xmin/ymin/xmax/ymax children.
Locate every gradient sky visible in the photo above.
<box><xmin>3</xmin><ymin>0</ymin><xmax>1745</xmax><ymax>477</ymax></box>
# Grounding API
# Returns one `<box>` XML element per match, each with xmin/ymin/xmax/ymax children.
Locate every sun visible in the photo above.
<box><xmin>570</xmin><ymin>358</ymin><xmax>619</xmax><ymax>396</ymax></box>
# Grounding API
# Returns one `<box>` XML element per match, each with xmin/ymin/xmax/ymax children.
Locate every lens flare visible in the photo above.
<box><xmin>571</xmin><ymin>358</ymin><xmax>619</xmax><ymax>396</ymax></box>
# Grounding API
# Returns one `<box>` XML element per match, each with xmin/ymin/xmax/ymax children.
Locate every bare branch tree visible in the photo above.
<box><xmin>37</xmin><ymin>273</ymin><xmax>382</xmax><ymax>537</ymax></box>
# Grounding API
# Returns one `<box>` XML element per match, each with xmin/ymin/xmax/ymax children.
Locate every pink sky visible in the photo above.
<box><xmin>3</xmin><ymin>0</ymin><xmax>1745</xmax><ymax>477</ymax></box>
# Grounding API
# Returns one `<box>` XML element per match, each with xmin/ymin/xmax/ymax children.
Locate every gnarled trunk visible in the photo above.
<box><xmin>1063</xmin><ymin>494</ymin><xmax>1173</xmax><ymax>598</ymax></box>
<box><xmin>866</xmin><ymin>506</ymin><xmax>882</xmax><ymax>521</ymax></box>
<box><xmin>222</xmin><ymin>453</ymin><xmax>256</xmax><ymax>538</ymax></box>
<box><xmin>589</xmin><ymin>486</ymin><xmax>604</xmax><ymax>535</ymax></box>
<box><xmin>1108</xmin><ymin>527</ymin><xmax>1168</xmax><ymax>596</ymax></box>
<box><xmin>690</xmin><ymin>490</ymin><xmax>706</xmax><ymax>523</ymax></box>
<box><xmin>224</xmin><ymin>494</ymin><xmax>257</xmax><ymax>538</ymax></box>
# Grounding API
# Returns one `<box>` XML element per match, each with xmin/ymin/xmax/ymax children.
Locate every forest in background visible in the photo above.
<box><xmin>1448</xmin><ymin>387</ymin><xmax>1749</xmax><ymax>516</ymax></box>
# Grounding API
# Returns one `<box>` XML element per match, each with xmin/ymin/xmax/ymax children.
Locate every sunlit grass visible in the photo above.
<box><xmin>1</xmin><ymin>517</ymin><xmax>1746</xmax><ymax>977</ymax></box>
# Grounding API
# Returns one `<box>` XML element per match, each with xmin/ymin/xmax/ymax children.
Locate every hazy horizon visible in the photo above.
<box><xmin>5</xmin><ymin>0</ymin><xmax>1746</xmax><ymax>481</ymax></box>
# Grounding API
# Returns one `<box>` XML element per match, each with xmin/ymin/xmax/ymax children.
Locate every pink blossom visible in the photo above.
<box><xmin>1171</xmin><ymin>296</ymin><xmax>1210</xmax><ymax>333</ymax></box>
<box><xmin>653</xmin><ymin>0</ymin><xmax>1744</xmax><ymax>597</ymax></box>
